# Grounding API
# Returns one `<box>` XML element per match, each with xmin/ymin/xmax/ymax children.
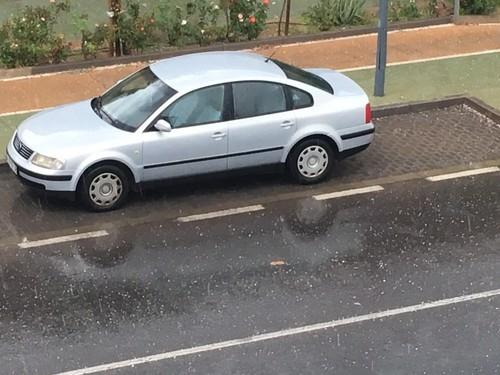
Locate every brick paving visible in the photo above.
<box><xmin>335</xmin><ymin>105</ymin><xmax>500</xmax><ymax>181</ymax></box>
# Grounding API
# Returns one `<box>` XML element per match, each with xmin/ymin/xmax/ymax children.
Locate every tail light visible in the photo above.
<box><xmin>365</xmin><ymin>103</ymin><xmax>372</xmax><ymax>124</ymax></box>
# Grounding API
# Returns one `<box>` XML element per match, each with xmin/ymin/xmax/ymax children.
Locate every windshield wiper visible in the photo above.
<box><xmin>93</xmin><ymin>96</ymin><xmax>119</xmax><ymax>126</ymax></box>
<box><xmin>100</xmin><ymin>106</ymin><xmax>117</xmax><ymax>126</ymax></box>
<box><xmin>91</xmin><ymin>96</ymin><xmax>102</xmax><ymax>118</ymax></box>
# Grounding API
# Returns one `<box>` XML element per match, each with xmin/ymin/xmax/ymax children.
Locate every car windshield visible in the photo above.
<box><xmin>95</xmin><ymin>67</ymin><xmax>177</xmax><ymax>132</ymax></box>
<box><xmin>272</xmin><ymin>59</ymin><xmax>334</xmax><ymax>94</ymax></box>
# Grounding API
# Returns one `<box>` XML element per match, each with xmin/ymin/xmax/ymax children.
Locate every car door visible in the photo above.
<box><xmin>142</xmin><ymin>84</ymin><xmax>229</xmax><ymax>181</ymax></box>
<box><xmin>227</xmin><ymin>81</ymin><xmax>297</xmax><ymax>170</ymax></box>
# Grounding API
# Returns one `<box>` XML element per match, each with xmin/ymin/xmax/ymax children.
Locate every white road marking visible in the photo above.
<box><xmin>313</xmin><ymin>185</ymin><xmax>384</xmax><ymax>201</ymax></box>
<box><xmin>338</xmin><ymin>48</ymin><xmax>500</xmax><ymax>72</ymax></box>
<box><xmin>425</xmin><ymin>166</ymin><xmax>500</xmax><ymax>182</ymax></box>
<box><xmin>177</xmin><ymin>205</ymin><xmax>265</xmax><ymax>223</ymax></box>
<box><xmin>254</xmin><ymin>23</ymin><xmax>456</xmax><ymax>50</ymax></box>
<box><xmin>53</xmin><ymin>288</ymin><xmax>500</xmax><ymax>375</ymax></box>
<box><xmin>0</xmin><ymin>62</ymin><xmax>145</xmax><ymax>82</ymax></box>
<box><xmin>0</xmin><ymin>107</ymin><xmax>49</xmax><ymax>118</ymax></box>
<box><xmin>17</xmin><ymin>230</ymin><xmax>109</xmax><ymax>249</ymax></box>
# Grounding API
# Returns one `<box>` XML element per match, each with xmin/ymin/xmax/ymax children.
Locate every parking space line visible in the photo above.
<box><xmin>177</xmin><ymin>205</ymin><xmax>265</xmax><ymax>223</ymax></box>
<box><xmin>425</xmin><ymin>166</ymin><xmax>500</xmax><ymax>182</ymax></box>
<box><xmin>17</xmin><ymin>230</ymin><xmax>109</xmax><ymax>249</ymax></box>
<box><xmin>54</xmin><ymin>287</ymin><xmax>500</xmax><ymax>375</ymax></box>
<box><xmin>313</xmin><ymin>185</ymin><xmax>384</xmax><ymax>201</ymax></box>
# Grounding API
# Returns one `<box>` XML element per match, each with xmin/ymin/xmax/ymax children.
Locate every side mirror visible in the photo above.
<box><xmin>154</xmin><ymin>119</ymin><xmax>172</xmax><ymax>132</ymax></box>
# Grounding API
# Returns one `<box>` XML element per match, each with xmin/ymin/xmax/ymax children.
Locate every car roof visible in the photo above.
<box><xmin>149</xmin><ymin>51</ymin><xmax>286</xmax><ymax>93</ymax></box>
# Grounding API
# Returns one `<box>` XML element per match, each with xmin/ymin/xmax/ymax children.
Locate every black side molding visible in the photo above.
<box><xmin>144</xmin><ymin>146</ymin><xmax>284</xmax><ymax>170</ymax></box>
<box><xmin>340</xmin><ymin>128</ymin><xmax>375</xmax><ymax>140</ymax></box>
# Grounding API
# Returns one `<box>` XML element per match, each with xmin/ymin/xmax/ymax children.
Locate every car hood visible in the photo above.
<box><xmin>306</xmin><ymin>68</ymin><xmax>367</xmax><ymax>97</ymax></box>
<box><xmin>17</xmin><ymin>100</ymin><xmax>130</xmax><ymax>157</ymax></box>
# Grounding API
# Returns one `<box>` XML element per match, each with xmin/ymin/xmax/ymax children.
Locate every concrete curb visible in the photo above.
<box><xmin>372</xmin><ymin>95</ymin><xmax>500</xmax><ymax>120</ymax></box>
<box><xmin>0</xmin><ymin>17</ymin><xmax>453</xmax><ymax>80</ymax></box>
<box><xmin>1</xmin><ymin>94</ymin><xmax>499</xmax><ymax>170</ymax></box>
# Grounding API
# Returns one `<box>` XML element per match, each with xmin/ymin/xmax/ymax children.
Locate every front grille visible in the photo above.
<box><xmin>13</xmin><ymin>134</ymin><xmax>34</xmax><ymax>160</ymax></box>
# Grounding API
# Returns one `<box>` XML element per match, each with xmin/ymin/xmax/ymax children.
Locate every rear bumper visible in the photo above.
<box><xmin>340</xmin><ymin>128</ymin><xmax>375</xmax><ymax>140</ymax></box>
<box><xmin>339</xmin><ymin>124</ymin><xmax>375</xmax><ymax>154</ymax></box>
<box><xmin>339</xmin><ymin>144</ymin><xmax>370</xmax><ymax>159</ymax></box>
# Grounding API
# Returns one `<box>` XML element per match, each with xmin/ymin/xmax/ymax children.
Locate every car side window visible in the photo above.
<box><xmin>233</xmin><ymin>82</ymin><xmax>287</xmax><ymax>119</ymax></box>
<box><xmin>161</xmin><ymin>85</ymin><xmax>225</xmax><ymax>128</ymax></box>
<box><xmin>289</xmin><ymin>87</ymin><xmax>313</xmax><ymax>109</ymax></box>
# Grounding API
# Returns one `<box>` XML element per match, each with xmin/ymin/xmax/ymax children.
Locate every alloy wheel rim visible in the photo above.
<box><xmin>89</xmin><ymin>172</ymin><xmax>123</xmax><ymax>207</ymax></box>
<box><xmin>297</xmin><ymin>145</ymin><xmax>329</xmax><ymax>178</ymax></box>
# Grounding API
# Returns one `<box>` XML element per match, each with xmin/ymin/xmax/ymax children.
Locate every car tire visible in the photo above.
<box><xmin>78</xmin><ymin>164</ymin><xmax>130</xmax><ymax>212</ymax></box>
<box><xmin>287</xmin><ymin>138</ymin><xmax>335</xmax><ymax>185</ymax></box>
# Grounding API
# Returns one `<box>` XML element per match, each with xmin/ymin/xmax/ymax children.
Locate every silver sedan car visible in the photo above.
<box><xmin>6</xmin><ymin>51</ymin><xmax>374</xmax><ymax>211</ymax></box>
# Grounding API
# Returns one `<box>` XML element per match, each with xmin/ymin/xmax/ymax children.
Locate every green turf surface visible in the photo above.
<box><xmin>1</xmin><ymin>52</ymin><xmax>499</xmax><ymax>162</ymax></box>
<box><xmin>346</xmin><ymin>52</ymin><xmax>500</xmax><ymax>108</ymax></box>
<box><xmin>0</xmin><ymin>113</ymin><xmax>31</xmax><ymax>162</ymax></box>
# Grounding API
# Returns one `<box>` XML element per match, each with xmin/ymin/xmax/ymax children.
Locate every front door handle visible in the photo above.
<box><xmin>211</xmin><ymin>132</ymin><xmax>226</xmax><ymax>139</ymax></box>
<box><xmin>281</xmin><ymin>121</ymin><xmax>294</xmax><ymax>129</ymax></box>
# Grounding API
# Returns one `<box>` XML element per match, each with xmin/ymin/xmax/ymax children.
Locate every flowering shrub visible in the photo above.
<box><xmin>156</xmin><ymin>1</ymin><xmax>224</xmax><ymax>47</ymax></box>
<box><xmin>156</xmin><ymin>4</ymin><xmax>188</xmax><ymax>46</ymax></box>
<box><xmin>114</xmin><ymin>0</ymin><xmax>156</xmax><ymax>54</ymax></box>
<box><xmin>72</xmin><ymin>14</ymin><xmax>109</xmax><ymax>59</ymax></box>
<box><xmin>0</xmin><ymin>1</ymin><xmax>71</xmax><ymax>68</ymax></box>
<box><xmin>389</xmin><ymin>0</ymin><xmax>422</xmax><ymax>21</ymax></box>
<box><xmin>224</xmin><ymin>0</ymin><xmax>269</xmax><ymax>41</ymax></box>
<box><xmin>190</xmin><ymin>0</ymin><xmax>226</xmax><ymax>45</ymax></box>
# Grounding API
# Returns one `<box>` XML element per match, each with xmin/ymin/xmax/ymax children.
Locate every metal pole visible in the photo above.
<box><xmin>284</xmin><ymin>0</ymin><xmax>292</xmax><ymax>36</ymax></box>
<box><xmin>374</xmin><ymin>0</ymin><xmax>388</xmax><ymax>97</ymax></box>
<box><xmin>454</xmin><ymin>0</ymin><xmax>460</xmax><ymax>19</ymax></box>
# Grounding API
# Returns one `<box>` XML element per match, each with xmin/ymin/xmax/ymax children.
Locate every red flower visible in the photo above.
<box><xmin>249</xmin><ymin>15</ymin><xmax>256</xmax><ymax>24</ymax></box>
<box><xmin>262</xmin><ymin>0</ymin><xmax>270</xmax><ymax>6</ymax></box>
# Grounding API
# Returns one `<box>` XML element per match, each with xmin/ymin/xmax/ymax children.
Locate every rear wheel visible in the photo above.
<box><xmin>78</xmin><ymin>165</ymin><xmax>130</xmax><ymax>212</ymax></box>
<box><xmin>287</xmin><ymin>138</ymin><xmax>335</xmax><ymax>184</ymax></box>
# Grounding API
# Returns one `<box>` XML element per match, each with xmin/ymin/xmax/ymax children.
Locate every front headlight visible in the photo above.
<box><xmin>31</xmin><ymin>153</ymin><xmax>65</xmax><ymax>170</ymax></box>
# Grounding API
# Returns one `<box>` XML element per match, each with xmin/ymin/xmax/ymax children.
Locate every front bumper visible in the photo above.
<box><xmin>13</xmin><ymin>168</ymin><xmax>76</xmax><ymax>201</ymax></box>
<box><xmin>6</xmin><ymin>141</ymin><xmax>76</xmax><ymax>197</ymax></box>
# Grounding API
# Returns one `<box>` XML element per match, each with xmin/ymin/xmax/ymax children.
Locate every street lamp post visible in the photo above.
<box><xmin>374</xmin><ymin>0</ymin><xmax>389</xmax><ymax>97</ymax></box>
<box><xmin>454</xmin><ymin>0</ymin><xmax>460</xmax><ymax>19</ymax></box>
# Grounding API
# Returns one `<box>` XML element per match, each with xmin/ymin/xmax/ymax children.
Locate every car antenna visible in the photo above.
<box><xmin>265</xmin><ymin>49</ymin><xmax>279</xmax><ymax>63</ymax></box>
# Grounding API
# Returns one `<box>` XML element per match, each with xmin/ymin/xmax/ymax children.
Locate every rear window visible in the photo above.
<box><xmin>272</xmin><ymin>59</ymin><xmax>334</xmax><ymax>95</ymax></box>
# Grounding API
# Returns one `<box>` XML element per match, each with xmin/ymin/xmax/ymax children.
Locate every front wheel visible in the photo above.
<box><xmin>287</xmin><ymin>138</ymin><xmax>335</xmax><ymax>184</ymax></box>
<box><xmin>78</xmin><ymin>165</ymin><xmax>130</xmax><ymax>212</ymax></box>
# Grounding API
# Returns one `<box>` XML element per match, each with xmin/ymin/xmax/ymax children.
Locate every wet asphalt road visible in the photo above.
<box><xmin>0</xmin><ymin>172</ymin><xmax>499</xmax><ymax>375</ymax></box>
<box><xmin>1</xmin><ymin>105</ymin><xmax>500</xmax><ymax>374</ymax></box>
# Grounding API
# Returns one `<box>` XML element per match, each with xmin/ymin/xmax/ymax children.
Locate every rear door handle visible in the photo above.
<box><xmin>281</xmin><ymin>121</ymin><xmax>294</xmax><ymax>129</ymax></box>
<box><xmin>211</xmin><ymin>132</ymin><xmax>226</xmax><ymax>139</ymax></box>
